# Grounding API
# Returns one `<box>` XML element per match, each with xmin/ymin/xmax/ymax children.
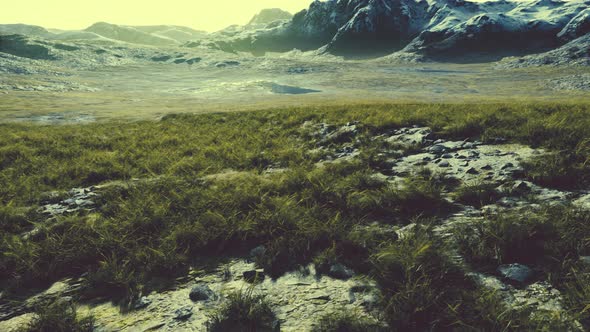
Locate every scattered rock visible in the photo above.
<box><xmin>466</xmin><ymin>167</ymin><xmax>479</xmax><ymax>175</ymax></box>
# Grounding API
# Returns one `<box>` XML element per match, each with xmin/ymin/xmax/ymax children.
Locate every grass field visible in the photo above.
<box><xmin>2</xmin><ymin>102</ymin><xmax>590</xmax><ymax>330</ymax></box>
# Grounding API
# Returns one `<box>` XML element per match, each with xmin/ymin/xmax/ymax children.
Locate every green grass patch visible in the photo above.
<box><xmin>24</xmin><ymin>298</ymin><xmax>94</xmax><ymax>332</ymax></box>
<box><xmin>207</xmin><ymin>289</ymin><xmax>278</xmax><ymax>332</ymax></box>
<box><xmin>1</xmin><ymin>102</ymin><xmax>590</xmax><ymax>329</ymax></box>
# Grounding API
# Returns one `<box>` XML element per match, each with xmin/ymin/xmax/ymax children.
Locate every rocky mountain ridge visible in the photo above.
<box><xmin>205</xmin><ymin>0</ymin><xmax>590</xmax><ymax>61</ymax></box>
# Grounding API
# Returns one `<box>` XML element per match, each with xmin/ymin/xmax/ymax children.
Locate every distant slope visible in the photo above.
<box><xmin>131</xmin><ymin>25</ymin><xmax>208</xmax><ymax>43</ymax></box>
<box><xmin>0</xmin><ymin>24</ymin><xmax>54</xmax><ymax>38</ymax></box>
<box><xmin>0</xmin><ymin>34</ymin><xmax>55</xmax><ymax>60</ymax></box>
<box><xmin>84</xmin><ymin>22</ymin><xmax>179</xmax><ymax>46</ymax></box>
<box><xmin>499</xmin><ymin>32</ymin><xmax>590</xmax><ymax>67</ymax></box>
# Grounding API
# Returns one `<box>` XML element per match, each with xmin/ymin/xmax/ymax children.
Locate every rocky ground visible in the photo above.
<box><xmin>1</xmin><ymin>120</ymin><xmax>589</xmax><ymax>331</ymax></box>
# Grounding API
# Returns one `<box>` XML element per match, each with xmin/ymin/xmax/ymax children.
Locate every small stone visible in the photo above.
<box><xmin>422</xmin><ymin>156</ymin><xmax>432</xmax><ymax>162</ymax></box>
<box><xmin>173</xmin><ymin>306</ymin><xmax>193</xmax><ymax>320</ymax></box>
<box><xmin>466</xmin><ymin>167</ymin><xmax>479</xmax><ymax>174</ymax></box>
<box><xmin>243</xmin><ymin>269</ymin><xmax>265</xmax><ymax>283</ymax></box>
<box><xmin>442</xmin><ymin>153</ymin><xmax>453</xmax><ymax>159</ymax></box>
<box><xmin>481</xmin><ymin>165</ymin><xmax>493</xmax><ymax>170</ymax></box>
<box><xmin>439</xmin><ymin>161</ymin><xmax>450</xmax><ymax>167</ymax></box>
<box><xmin>189</xmin><ymin>284</ymin><xmax>215</xmax><ymax>302</ymax></box>
<box><xmin>498</xmin><ymin>263</ymin><xmax>534</xmax><ymax>285</ymax></box>
<box><xmin>328</xmin><ymin>263</ymin><xmax>354</xmax><ymax>280</ymax></box>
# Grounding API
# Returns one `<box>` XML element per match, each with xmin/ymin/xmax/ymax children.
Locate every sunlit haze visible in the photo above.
<box><xmin>0</xmin><ymin>0</ymin><xmax>315</xmax><ymax>31</ymax></box>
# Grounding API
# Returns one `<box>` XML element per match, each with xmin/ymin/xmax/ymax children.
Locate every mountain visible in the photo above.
<box><xmin>206</xmin><ymin>0</ymin><xmax>590</xmax><ymax>60</ymax></box>
<box><xmin>248</xmin><ymin>8</ymin><xmax>293</xmax><ymax>26</ymax></box>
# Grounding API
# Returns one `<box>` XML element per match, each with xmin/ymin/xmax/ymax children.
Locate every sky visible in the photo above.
<box><xmin>0</xmin><ymin>0</ymin><xmax>315</xmax><ymax>32</ymax></box>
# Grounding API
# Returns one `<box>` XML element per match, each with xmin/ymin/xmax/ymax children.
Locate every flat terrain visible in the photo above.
<box><xmin>2</xmin><ymin>50</ymin><xmax>590</xmax><ymax>122</ymax></box>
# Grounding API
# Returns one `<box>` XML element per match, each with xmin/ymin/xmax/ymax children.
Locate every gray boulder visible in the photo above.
<box><xmin>189</xmin><ymin>284</ymin><xmax>215</xmax><ymax>302</ymax></box>
<box><xmin>498</xmin><ymin>263</ymin><xmax>534</xmax><ymax>285</ymax></box>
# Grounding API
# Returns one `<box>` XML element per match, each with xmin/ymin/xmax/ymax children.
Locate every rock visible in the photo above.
<box><xmin>481</xmin><ymin>165</ymin><xmax>493</xmax><ymax>170</ymax></box>
<box><xmin>466</xmin><ymin>167</ymin><xmax>479</xmax><ymax>174</ymax></box>
<box><xmin>501</xmin><ymin>162</ymin><xmax>515</xmax><ymax>170</ymax></box>
<box><xmin>429</xmin><ymin>145</ymin><xmax>446</xmax><ymax>154</ymax></box>
<box><xmin>173</xmin><ymin>306</ymin><xmax>193</xmax><ymax>320</ymax></box>
<box><xmin>249</xmin><ymin>245</ymin><xmax>266</xmax><ymax>262</ymax></box>
<box><xmin>215</xmin><ymin>60</ymin><xmax>240</xmax><ymax>68</ymax></box>
<box><xmin>359</xmin><ymin>293</ymin><xmax>380</xmax><ymax>310</ymax></box>
<box><xmin>189</xmin><ymin>284</ymin><xmax>215</xmax><ymax>302</ymax></box>
<box><xmin>498</xmin><ymin>263</ymin><xmax>535</xmax><ymax>285</ymax></box>
<box><xmin>442</xmin><ymin>153</ymin><xmax>453</xmax><ymax>159</ymax></box>
<box><xmin>321</xmin><ymin>123</ymin><xmax>358</xmax><ymax>145</ymax></box>
<box><xmin>439</xmin><ymin>161</ymin><xmax>450</xmax><ymax>168</ymax></box>
<box><xmin>186</xmin><ymin>57</ymin><xmax>201</xmax><ymax>65</ymax></box>
<box><xmin>580</xmin><ymin>256</ymin><xmax>590</xmax><ymax>266</ymax></box>
<box><xmin>327</xmin><ymin>263</ymin><xmax>354</xmax><ymax>280</ymax></box>
<box><xmin>308</xmin><ymin>291</ymin><xmax>330</xmax><ymax>301</ymax></box>
<box><xmin>134</xmin><ymin>296</ymin><xmax>152</xmax><ymax>309</ymax></box>
<box><xmin>487</xmin><ymin>137</ymin><xmax>508</xmax><ymax>144</ymax></box>
<box><xmin>513</xmin><ymin>181</ymin><xmax>531</xmax><ymax>193</ymax></box>
<box><xmin>243</xmin><ymin>269</ymin><xmax>265</xmax><ymax>283</ymax></box>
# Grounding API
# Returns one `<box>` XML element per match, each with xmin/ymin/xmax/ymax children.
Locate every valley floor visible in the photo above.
<box><xmin>1</xmin><ymin>56</ymin><xmax>590</xmax><ymax>123</ymax></box>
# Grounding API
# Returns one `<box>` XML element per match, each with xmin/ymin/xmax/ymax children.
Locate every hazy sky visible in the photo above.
<box><xmin>1</xmin><ymin>0</ymin><xmax>315</xmax><ymax>32</ymax></box>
